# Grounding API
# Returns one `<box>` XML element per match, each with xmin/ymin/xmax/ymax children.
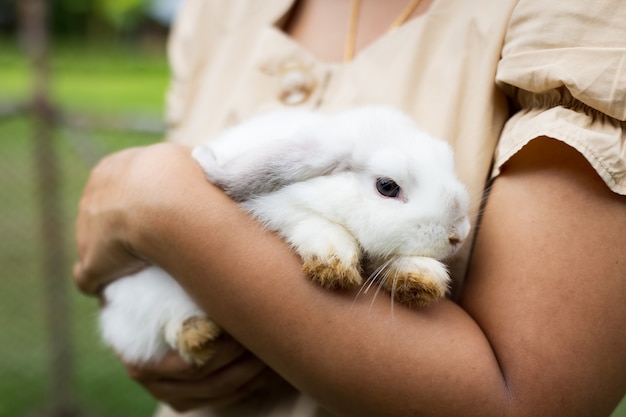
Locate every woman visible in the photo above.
<box><xmin>74</xmin><ymin>0</ymin><xmax>626</xmax><ymax>415</ymax></box>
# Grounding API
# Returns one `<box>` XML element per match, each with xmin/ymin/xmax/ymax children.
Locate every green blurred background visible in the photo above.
<box><xmin>1</xmin><ymin>0</ymin><xmax>169</xmax><ymax>416</ymax></box>
<box><xmin>0</xmin><ymin>1</ymin><xmax>625</xmax><ymax>416</ymax></box>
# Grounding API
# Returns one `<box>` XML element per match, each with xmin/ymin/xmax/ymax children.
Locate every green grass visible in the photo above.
<box><xmin>52</xmin><ymin>45</ymin><xmax>170</xmax><ymax>115</ymax></box>
<box><xmin>0</xmin><ymin>39</ymin><xmax>168</xmax><ymax>115</ymax></box>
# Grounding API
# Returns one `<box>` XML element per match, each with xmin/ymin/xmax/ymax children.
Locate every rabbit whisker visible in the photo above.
<box><xmin>387</xmin><ymin>257</ymin><xmax>411</xmax><ymax>321</ymax></box>
<box><xmin>360</xmin><ymin>259</ymin><xmax>391</xmax><ymax>295</ymax></box>
<box><xmin>365</xmin><ymin>261</ymin><xmax>390</xmax><ymax>294</ymax></box>
<box><xmin>368</xmin><ymin>269</ymin><xmax>391</xmax><ymax>314</ymax></box>
<box><xmin>353</xmin><ymin>259</ymin><xmax>395</xmax><ymax>312</ymax></box>
<box><xmin>351</xmin><ymin>263</ymin><xmax>383</xmax><ymax>309</ymax></box>
<box><xmin>364</xmin><ymin>259</ymin><xmax>401</xmax><ymax>316</ymax></box>
<box><xmin>351</xmin><ymin>273</ymin><xmax>376</xmax><ymax>307</ymax></box>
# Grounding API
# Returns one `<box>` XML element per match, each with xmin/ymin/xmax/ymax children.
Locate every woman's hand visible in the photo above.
<box><xmin>125</xmin><ymin>336</ymin><xmax>281</xmax><ymax>412</ymax></box>
<box><xmin>74</xmin><ymin>144</ymin><xmax>284</xmax><ymax>410</ymax></box>
<box><xmin>73</xmin><ymin>143</ymin><xmax>203</xmax><ymax>295</ymax></box>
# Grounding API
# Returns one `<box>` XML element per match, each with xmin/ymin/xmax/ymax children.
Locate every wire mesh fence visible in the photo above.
<box><xmin>1</xmin><ymin>2</ymin><xmax>167</xmax><ymax>414</ymax></box>
<box><xmin>0</xmin><ymin>111</ymin><xmax>165</xmax><ymax>417</ymax></box>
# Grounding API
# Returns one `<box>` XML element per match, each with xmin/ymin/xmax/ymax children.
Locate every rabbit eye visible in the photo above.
<box><xmin>376</xmin><ymin>177</ymin><xmax>401</xmax><ymax>198</ymax></box>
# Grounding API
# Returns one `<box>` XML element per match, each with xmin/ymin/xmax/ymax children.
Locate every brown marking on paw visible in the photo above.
<box><xmin>385</xmin><ymin>272</ymin><xmax>447</xmax><ymax>308</ymax></box>
<box><xmin>178</xmin><ymin>317</ymin><xmax>222</xmax><ymax>366</ymax></box>
<box><xmin>302</xmin><ymin>255</ymin><xmax>362</xmax><ymax>290</ymax></box>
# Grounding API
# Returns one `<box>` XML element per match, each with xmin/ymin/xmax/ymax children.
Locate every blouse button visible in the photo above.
<box><xmin>278</xmin><ymin>64</ymin><xmax>316</xmax><ymax>106</ymax></box>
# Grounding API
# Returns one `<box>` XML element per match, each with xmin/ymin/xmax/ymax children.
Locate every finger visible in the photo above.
<box><xmin>205</xmin><ymin>366</ymin><xmax>283</xmax><ymax>408</ymax></box>
<box><xmin>199</xmin><ymin>350</ymin><xmax>268</xmax><ymax>396</ymax></box>
<box><xmin>193</xmin><ymin>335</ymin><xmax>248</xmax><ymax>376</ymax></box>
<box><xmin>72</xmin><ymin>261</ymin><xmax>97</xmax><ymax>295</ymax></box>
<box><xmin>73</xmin><ymin>256</ymin><xmax>149</xmax><ymax>296</ymax></box>
<box><xmin>72</xmin><ymin>147</ymin><xmax>147</xmax><ymax>295</ymax></box>
<box><xmin>143</xmin><ymin>356</ymin><xmax>277</xmax><ymax>411</ymax></box>
<box><xmin>73</xmin><ymin>264</ymin><xmax>112</xmax><ymax>296</ymax></box>
<box><xmin>126</xmin><ymin>335</ymin><xmax>249</xmax><ymax>383</ymax></box>
<box><xmin>133</xmin><ymin>350</ymin><xmax>267</xmax><ymax>399</ymax></box>
<box><xmin>126</xmin><ymin>351</ymin><xmax>197</xmax><ymax>381</ymax></box>
<box><xmin>165</xmin><ymin>367</ymin><xmax>283</xmax><ymax>412</ymax></box>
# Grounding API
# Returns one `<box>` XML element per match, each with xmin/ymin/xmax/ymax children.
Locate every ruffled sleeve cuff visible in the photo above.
<box><xmin>492</xmin><ymin>0</ymin><xmax>626</xmax><ymax>195</ymax></box>
<box><xmin>492</xmin><ymin>91</ymin><xmax>626</xmax><ymax>194</ymax></box>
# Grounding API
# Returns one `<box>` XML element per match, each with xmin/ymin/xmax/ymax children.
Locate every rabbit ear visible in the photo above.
<box><xmin>193</xmin><ymin>134</ymin><xmax>352</xmax><ymax>202</ymax></box>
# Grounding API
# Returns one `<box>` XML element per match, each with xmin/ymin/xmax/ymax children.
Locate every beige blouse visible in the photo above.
<box><xmin>157</xmin><ymin>0</ymin><xmax>626</xmax><ymax>416</ymax></box>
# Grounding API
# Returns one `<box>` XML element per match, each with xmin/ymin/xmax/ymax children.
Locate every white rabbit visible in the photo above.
<box><xmin>100</xmin><ymin>106</ymin><xmax>470</xmax><ymax>365</ymax></box>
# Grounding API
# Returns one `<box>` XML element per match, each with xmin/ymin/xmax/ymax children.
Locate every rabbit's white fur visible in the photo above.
<box><xmin>100</xmin><ymin>266</ymin><xmax>216</xmax><ymax>364</ymax></box>
<box><xmin>100</xmin><ymin>106</ymin><xmax>470</xmax><ymax>365</ymax></box>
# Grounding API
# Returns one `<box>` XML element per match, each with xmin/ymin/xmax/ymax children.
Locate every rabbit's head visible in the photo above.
<box><xmin>195</xmin><ymin>106</ymin><xmax>470</xmax><ymax>287</ymax></box>
<box><xmin>298</xmin><ymin>107</ymin><xmax>470</xmax><ymax>268</ymax></box>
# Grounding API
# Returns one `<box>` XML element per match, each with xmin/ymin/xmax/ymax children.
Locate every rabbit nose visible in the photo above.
<box><xmin>448</xmin><ymin>234</ymin><xmax>462</xmax><ymax>246</ymax></box>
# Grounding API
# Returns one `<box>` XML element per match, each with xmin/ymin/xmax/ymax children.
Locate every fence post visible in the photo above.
<box><xmin>18</xmin><ymin>1</ymin><xmax>78</xmax><ymax>416</ymax></box>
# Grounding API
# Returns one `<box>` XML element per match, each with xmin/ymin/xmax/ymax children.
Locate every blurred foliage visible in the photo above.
<box><xmin>98</xmin><ymin>0</ymin><xmax>146</xmax><ymax>27</ymax></box>
<box><xmin>0</xmin><ymin>0</ymin><xmax>15</xmax><ymax>33</ymax></box>
<box><xmin>54</xmin><ymin>0</ymin><xmax>149</xmax><ymax>37</ymax></box>
<box><xmin>0</xmin><ymin>0</ymin><xmax>166</xmax><ymax>40</ymax></box>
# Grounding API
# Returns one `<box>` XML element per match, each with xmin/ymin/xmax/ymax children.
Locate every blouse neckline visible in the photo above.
<box><xmin>268</xmin><ymin>0</ymin><xmax>437</xmax><ymax>66</ymax></box>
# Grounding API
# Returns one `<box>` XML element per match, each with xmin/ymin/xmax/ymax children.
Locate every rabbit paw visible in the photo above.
<box><xmin>383</xmin><ymin>257</ymin><xmax>450</xmax><ymax>307</ymax></box>
<box><xmin>283</xmin><ymin>218</ymin><xmax>363</xmax><ymax>290</ymax></box>
<box><xmin>176</xmin><ymin>317</ymin><xmax>222</xmax><ymax>366</ymax></box>
<box><xmin>302</xmin><ymin>253</ymin><xmax>362</xmax><ymax>290</ymax></box>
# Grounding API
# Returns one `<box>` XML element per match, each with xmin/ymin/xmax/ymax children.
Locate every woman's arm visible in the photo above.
<box><xmin>460</xmin><ymin>137</ymin><xmax>626</xmax><ymax>416</ymax></box>
<box><xmin>75</xmin><ymin>138</ymin><xmax>626</xmax><ymax>416</ymax></box>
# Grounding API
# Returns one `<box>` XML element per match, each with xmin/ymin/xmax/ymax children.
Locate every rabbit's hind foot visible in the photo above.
<box><xmin>177</xmin><ymin>317</ymin><xmax>222</xmax><ymax>366</ymax></box>
<box><xmin>303</xmin><ymin>254</ymin><xmax>362</xmax><ymax>290</ymax></box>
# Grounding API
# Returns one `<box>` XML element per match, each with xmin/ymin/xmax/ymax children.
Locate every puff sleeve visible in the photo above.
<box><xmin>493</xmin><ymin>0</ymin><xmax>626</xmax><ymax>194</ymax></box>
